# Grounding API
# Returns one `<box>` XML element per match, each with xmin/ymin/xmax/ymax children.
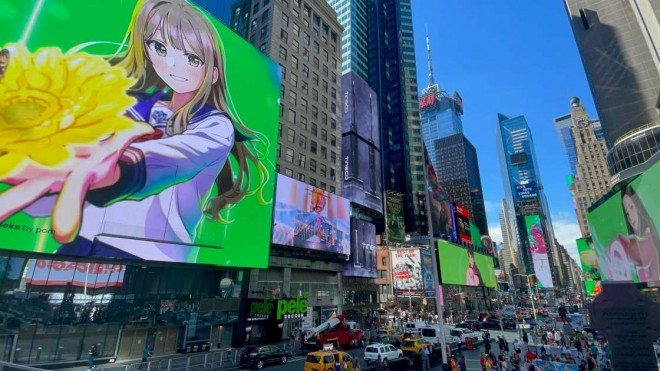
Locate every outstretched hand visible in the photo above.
<box><xmin>0</xmin><ymin>123</ymin><xmax>153</xmax><ymax>243</ymax></box>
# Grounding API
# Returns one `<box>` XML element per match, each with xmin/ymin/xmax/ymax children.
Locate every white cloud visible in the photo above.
<box><xmin>488</xmin><ymin>222</ymin><xmax>504</xmax><ymax>246</ymax></box>
<box><xmin>552</xmin><ymin>216</ymin><xmax>582</xmax><ymax>264</ymax></box>
<box><xmin>484</xmin><ymin>200</ymin><xmax>501</xmax><ymax>215</ymax></box>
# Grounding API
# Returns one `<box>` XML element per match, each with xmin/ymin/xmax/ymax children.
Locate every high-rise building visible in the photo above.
<box><xmin>433</xmin><ymin>134</ymin><xmax>488</xmax><ymax>236</ymax></box>
<box><xmin>366</xmin><ymin>0</ymin><xmax>425</xmax><ymax>232</ymax></box>
<box><xmin>418</xmin><ymin>30</ymin><xmax>464</xmax><ymax>171</ymax></box>
<box><xmin>499</xmin><ymin>202</ymin><xmax>519</xmax><ymax>269</ymax></box>
<box><xmin>555</xmin><ymin>97</ymin><xmax>611</xmax><ymax>237</ymax></box>
<box><xmin>227</xmin><ymin>0</ymin><xmax>344</xmax><ymax>193</ymax></box>
<box><xmin>564</xmin><ymin>0</ymin><xmax>660</xmax><ymax>176</ymax></box>
<box><xmin>325</xmin><ymin>0</ymin><xmax>369</xmax><ymax>81</ymax></box>
<box><xmin>496</xmin><ymin>113</ymin><xmax>559</xmax><ymax>288</ymax></box>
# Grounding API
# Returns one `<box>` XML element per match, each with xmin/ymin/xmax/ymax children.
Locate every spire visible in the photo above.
<box><xmin>425</xmin><ymin>24</ymin><xmax>435</xmax><ymax>87</ymax></box>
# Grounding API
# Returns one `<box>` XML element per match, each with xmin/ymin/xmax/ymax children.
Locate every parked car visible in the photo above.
<box><xmin>304</xmin><ymin>350</ymin><xmax>354</xmax><ymax>371</ymax></box>
<box><xmin>239</xmin><ymin>346</ymin><xmax>288</xmax><ymax>369</ymax></box>
<box><xmin>481</xmin><ymin>318</ymin><xmax>501</xmax><ymax>330</ymax></box>
<box><xmin>369</xmin><ymin>334</ymin><xmax>400</xmax><ymax>347</ymax></box>
<box><xmin>364</xmin><ymin>343</ymin><xmax>403</xmax><ymax>367</ymax></box>
<box><xmin>455</xmin><ymin>320</ymin><xmax>482</xmax><ymax>331</ymax></box>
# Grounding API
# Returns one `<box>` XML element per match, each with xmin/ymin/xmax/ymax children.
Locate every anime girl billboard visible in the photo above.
<box><xmin>0</xmin><ymin>0</ymin><xmax>279</xmax><ymax>268</ymax></box>
<box><xmin>523</xmin><ymin>215</ymin><xmax>554</xmax><ymax>288</ymax></box>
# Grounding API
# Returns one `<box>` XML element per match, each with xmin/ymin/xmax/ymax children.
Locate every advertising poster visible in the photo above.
<box><xmin>272</xmin><ymin>175</ymin><xmax>350</xmax><ymax>255</ymax></box>
<box><xmin>588</xmin><ymin>159</ymin><xmax>659</xmax><ymax>283</ymax></box>
<box><xmin>341</xmin><ymin>135</ymin><xmax>383</xmax><ymax>214</ymax></box>
<box><xmin>343</xmin><ymin>218</ymin><xmax>377</xmax><ymax>277</ymax></box>
<box><xmin>454</xmin><ymin>204</ymin><xmax>472</xmax><ymax>244</ymax></box>
<box><xmin>524</xmin><ymin>215</ymin><xmax>554</xmax><ymax>288</ymax></box>
<box><xmin>425</xmin><ymin>147</ymin><xmax>454</xmax><ymax>239</ymax></box>
<box><xmin>437</xmin><ymin>240</ymin><xmax>497</xmax><ymax>288</ymax></box>
<box><xmin>0</xmin><ymin>0</ymin><xmax>280</xmax><ymax>268</ymax></box>
<box><xmin>341</xmin><ymin>72</ymin><xmax>380</xmax><ymax>149</ymax></box>
<box><xmin>576</xmin><ymin>238</ymin><xmax>601</xmax><ymax>296</ymax></box>
<box><xmin>514</xmin><ymin>181</ymin><xmax>538</xmax><ymax>199</ymax></box>
<box><xmin>420</xmin><ymin>249</ymin><xmax>436</xmax><ymax>298</ymax></box>
<box><xmin>25</xmin><ymin>259</ymin><xmax>125</xmax><ymax>288</ymax></box>
<box><xmin>386</xmin><ymin>192</ymin><xmax>406</xmax><ymax>243</ymax></box>
<box><xmin>391</xmin><ymin>248</ymin><xmax>423</xmax><ymax>294</ymax></box>
<box><xmin>495</xmin><ymin>269</ymin><xmax>507</xmax><ymax>283</ymax></box>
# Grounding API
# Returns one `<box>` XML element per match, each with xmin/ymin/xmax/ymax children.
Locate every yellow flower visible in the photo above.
<box><xmin>0</xmin><ymin>43</ymin><xmax>137</xmax><ymax>178</ymax></box>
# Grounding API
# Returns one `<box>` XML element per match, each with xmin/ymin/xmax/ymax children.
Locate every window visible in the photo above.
<box><xmin>287</xmin><ymin>128</ymin><xmax>295</xmax><ymax>142</ymax></box>
<box><xmin>322</xmin><ymin>49</ymin><xmax>328</xmax><ymax>62</ymax></box>
<box><xmin>321</xmin><ymin>112</ymin><xmax>327</xmax><ymax>125</ymax></box>
<box><xmin>299</xmin><ymin>115</ymin><xmax>307</xmax><ymax>130</ymax></box>
<box><xmin>298</xmin><ymin>173</ymin><xmax>305</xmax><ymax>182</ymax></box>
<box><xmin>303</xmin><ymin>4</ymin><xmax>311</xmax><ymax>18</ymax></box>
<box><xmin>279</xmin><ymin>64</ymin><xmax>286</xmax><ymax>80</ymax></box>
<box><xmin>287</xmin><ymin>108</ymin><xmax>296</xmax><ymax>123</ymax></box>
<box><xmin>313</xmin><ymin>56</ymin><xmax>319</xmax><ymax>69</ymax></box>
<box><xmin>330</xmin><ymin>135</ymin><xmax>336</xmax><ymax>146</ymax></box>
<box><xmin>330</xmin><ymin>87</ymin><xmax>336</xmax><ymax>98</ymax></box>
<box><xmin>310</xmin><ymin>177</ymin><xmax>316</xmax><ymax>186</ymax></box>
<box><xmin>312</xmin><ymin>72</ymin><xmax>319</xmax><ymax>85</ymax></box>
<box><xmin>293</xmin><ymin>23</ymin><xmax>300</xmax><ymax>36</ymax></box>
<box><xmin>303</xmin><ymin>32</ymin><xmax>310</xmax><ymax>46</ymax></box>
<box><xmin>311</xmin><ymin>141</ymin><xmax>317</xmax><ymax>154</ymax></box>
<box><xmin>289</xmin><ymin>72</ymin><xmax>297</xmax><ymax>87</ymax></box>
<box><xmin>281</xmin><ymin>13</ymin><xmax>289</xmax><ymax>27</ymax></box>
<box><xmin>260</xmin><ymin>25</ymin><xmax>268</xmax><ymax>39</ymax></box>
<box><xmin>320</xmin><ymin>181</ymin><xmax>326</xmax><ymax>189</ymax></box>
<box><xmin>322</xmin><ymin>65</ymin><xmax>328</xmax><ymax>77</ymax></box>
<box><xmin>253</xmin><ymin>2</ymin><xmax>260</xmax><ymax>13</ymax></box>
<box><xmin>330</xmin><ymin>150</ymin><xmax>336</xmax><ymax>164</ymax></box>
<box><xmin>302</xmin><ymin>64</ymin><xmax>309</xmax><ymax>78</ymax></box>
<box><xmin>300</xmin><ymin>97</ymin><xmax>308</xmax><ymax>112</ymax></box>
<box><xmin>302</xmin><ymin>48</ymin><xmax>309</xmax><ymax>61</ymax></box>
<box><xmin>280</xmin><ymin>83</ymin><xmax>285</xmax><ymax>97</ymax></box>
<box><xmin>330</xmin><ymin>119</ymin><xmax>336</xmax><ymax>130</ymax></box>
<box><xmin>280</xmin><ymin>28</ymin><xmax>288</xmax><ymax>42</ymax></box>
<box><xmin>261</xmin><ymin>9</ymin><xmax>270</xmax><ymax>22</ymax></box>
<box><xmin>330</xmin><ymin>185</ymin><xmax>335</xmax><ymax>193</ymax></box>
<box><xmin>320</xmin><ymin>164</ymin><xmax>326</xmax><ymax>177</ymax></box>
<box><xmin>291</xmin><ymin>55</ymin><xmax>298</xmax><ymax>69</ymax></box>
<box><xmin>322</xmin><ymin>80</ymin><xmax>328</xmax><ymax>93</ymax></box>
<box><xmin>312</xmin><ymin>88</ymin><xmax>318</xmax><ymax>101</ymax></box>
<box><xmin>285</xmin><ymin>147</ymin><xmax>294</xmax><ymax>163</ymax></box>
<box><xmin>278</xmin><ymin>122</ymin><xmax>282</xmax><ymax>137</ymax></box>
<box><xmin>311</xmin><ymin>105</ymin><xmax>318</xmax><ymax>119</ymax></box>
<box><xmin>298</xmin><ymin>153</ymin><xmax>306</xmax><ymax>167</ymax></box>
<box><xmin>312</xmin><ymin>14</ymin><xmax>320</xmax><ymax>26</ymax></box>
<box><xmin>330</xmin><ymin>102</ymin><xmax>336</xmax><ymax>113</ymax></box>
<box><xmin>299</xmin><ymin>134</ymin><xmax>306</xmax><ymax>149</ymax></box>
<box><xmin>321</xmin><ymin>128</ymin><xmax>327</xmax><ymax>141</ymax></box>
<box><xmin>321</xmin><ymin>146</ymin><xmax>327</xmax><ymax>159</ymax></box>
<box><xmin>288</xmin><ymin>91</ymin><xmax>297</xmax><ymax>105</ymax></box>
<box><xmin>311</xmin><ymin>123</ymin><xmax>317</xmax><ymax>136</ymax></box>
<box><xmin>331</xmin><ymin>58</ymin><xmax>337</xmax><ymax>70</ymax></box>
<box><xmin>329</xmin><ymin>168</ymin><xmax>335</xmax><ymax>181</ymax></box>
<box><xmin>279</xmin><ymin>45</ymin><xmax>287</xmax><ymax>60</ymax></box>
<box><xmin>310</xmin><ymin>159</ymin><xmax>316</xmax><ymax>172</ymax></box>
<box><xmin>277</xmin><ymin>143</ymin><xmax>281</xmax><ymax>157</ymax></box>
<box><xmin>284</xmin><ymin>168</ymin><xmax>293</xmax><ymax>177</ymax></box>
<box><xmin>322</xmin><ymin>96</ymin><xmax>327</xmax><ymax>109</ymax></box>
<box><xmin>259</xmin><ymin>43</ymin><xmax>267</xmax><ymax>52</ymax></box>
<box><xmin>313</xmin><ymin>40</ymin><xmax>320</xmax><ymax>54</ymax></box>
<box><xmin>301</xmin><ymin>81</ymin><xmax>308</xmax><ymax>95</ymax></box>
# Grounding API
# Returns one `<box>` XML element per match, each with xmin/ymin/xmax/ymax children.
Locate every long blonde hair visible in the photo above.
<box><xmin>119</xmin><ymin>0</ymin><xmax>269</xmax><ymax>221</ymax></box>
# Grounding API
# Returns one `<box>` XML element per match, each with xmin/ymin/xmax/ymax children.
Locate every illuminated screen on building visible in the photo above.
<box><xmin>437</xmin><ymin>240</ymin><xmax>496</xmax><ymax>288</ymax></box>
<box><xmin>524</xmin><ymin>215</ymin><xmax>554</xmax><ymax>288</ymax></box>
<box><xmin>576</xmin><ymin>237</ymin><xmax>601</xmax><ymax>296</ymax></box>
<box><xmin>454</xmin><ymin>204</ymin><xmax>472</xmax><ymax>244</ymax></box>
<box><xmin>343</xmin><ymin>218</ymin><xmax>376</xmax><ymax>277</ymax></box>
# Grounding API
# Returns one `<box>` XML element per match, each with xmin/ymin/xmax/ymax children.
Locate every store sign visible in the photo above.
<box><xmin>248</xmin><ymin>295</ymin><xmax>309</xmax><ymax>321</ymax></box>
<box><xmin>419</xmin><ymin>94</ymin><xmax>436</xmax><ymax>110</ymax></box>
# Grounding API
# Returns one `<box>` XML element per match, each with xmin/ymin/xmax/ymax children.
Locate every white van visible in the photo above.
<box><xmin>403</xmin><ymin>321</ymin><xmax>427</xmax><ymax>335</ymax></box>
<box><xmin>420</xmin><ymin>325</ymin><xmax>444</xmax><ymax>345</ymax></box>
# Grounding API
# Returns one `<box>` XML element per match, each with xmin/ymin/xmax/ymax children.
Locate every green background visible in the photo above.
<box><xmin>587</xmin><ymin>160</ymin><xmax>659</xmax><ymax>282</ymax></box>
<box><xmin>576</xmin><ymin>238</ymin><xmax>598</xmax><ymax>296</ymax></box>
<box><xmin>437</xmin><ymin>240</ymin><xmax>496</xmax><ymax>288</ymax></box>
<box><xmin>0</xmin><ymin>0</ymin><xmax>280</xmax><ymax>268</ymax></box>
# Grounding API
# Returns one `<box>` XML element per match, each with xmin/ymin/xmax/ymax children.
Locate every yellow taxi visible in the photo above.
<box><xmin>400</xmin><ymin>337</ymin><xmax>432</xmax><ymax>354</ymax></box>
<box><xmin>304</xmin><ymin>350</ymin><xmax>354</xmax><ymax>371</ymax></box>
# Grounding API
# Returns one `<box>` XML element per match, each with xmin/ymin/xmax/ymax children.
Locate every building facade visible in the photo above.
<box><xmin>433</xmin><ymin>134</ymin><xmax>488</xmax><ymax>236</ymax></box>
<box><xmin>496</xmin><ymin>114</ymin><xmax>559</xmax><ymax>289</ymax></box>
<box><xmin>555</xmin><ymin>98</ymin><xmax>610</xmax><ymax>237</ymax></box>
<box><xmin>564</xmin><ymin>0</ymin><xmax>660</xmax><ymax>175</ymax></box>
<box><xmin>325</xmin><ymin>0</ymin><xmax>369</xmax><ymax>81</ymax></box>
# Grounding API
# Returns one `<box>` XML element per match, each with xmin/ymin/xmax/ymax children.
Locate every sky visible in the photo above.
<box><xmin>411</xmin><ymin>1</ymin><xmax>596</xmax><ymax>263</ymax></box>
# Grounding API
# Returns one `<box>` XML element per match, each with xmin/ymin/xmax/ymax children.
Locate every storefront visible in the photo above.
<box><xmin>0</xmin><ymin>254</ymin><xmax>246</xmax><ymax>365</ymax></box>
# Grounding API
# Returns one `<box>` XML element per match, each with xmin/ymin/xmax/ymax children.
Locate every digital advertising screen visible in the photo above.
<box><xmin>391</xmin><ymin>248</ymin><xmax>424</xmax><ymax>294</ymax></box>
<box><xmin>514</xmin><ymin>181</ymin><xmax>538</xmax><ymax>199</ymax></box>
<box><xmin>454</xmin><ymin>204</ymin><xmax>472</xmax><ymax>244</ymax></box>
<box><xmin>420</xmin><ymin>248</ymin><xmax>436</xmax><ymax>298</ymax></box>
<box><xmin>386</xmin><ymin>192</ymin><xmax>406</xmax><ymax>243</ymax></box>
<box><xmin>425</xmin><ymin>147</ymin><xmax>454</xmax><ymax>239</ymax></box>
<box><xmin>343</xmin><ymin>218</ymin><xmax>377</xmax><ymax>277</ymax></box>
<box><xmin>272</xmin><ymin>175</ymin><xmax>350</xmax><ymax>255</ymax></box>
<box><xmin>437</xmin><ymin>240</ymin><xmax>496</xmax><ymax>288</ymax></box>
<box><xmin>524</xmin><ymin>215</ymin><xmax>554</xmax><ymax>288</ymax></box>
<box><xmin>341</xmin><ymin>72</ymin><xmax>380</xmax><ymax>149</ymax></box>
<box><xmin>0</xmin><ymin>0</ymin><xmax>280</xmax><ymax>268</ymax></box>
<box><xmin>25</xmin><ymin>259</ymin><xmax>126</xmax><ymax>289</ymax></box>
<box><xmin>342</xmin><ymin>135</ymin><xmax>383</xmax><ymax>214</ymax></box>
<box><xmin>588</xmin><ymin>159</ymin><xmax>659</xmax><ymax>283</ymax></box>
<box><xmin>576</xmin><ymin>237</ymin><xmax>601</xmax><ymax>296</ymax></box>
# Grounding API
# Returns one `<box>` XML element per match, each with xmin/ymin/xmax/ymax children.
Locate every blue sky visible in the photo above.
<box><xmin>411</xmin><ymin>1</ymin><xmax>597</xmax><ymax>262</ymax></box>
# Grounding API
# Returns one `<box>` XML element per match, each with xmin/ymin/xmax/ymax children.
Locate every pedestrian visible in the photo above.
<box><xmin>513</xmin><ymin>339</ymin><xmax>521</xmax><ymax>352</ymax></box>
<box><xmin>450</xmin><ymin>356</ymin><xmax>458</xmax><ymax>371</ymax></box>
<box><xmin>138</xmin><ymin>345</ymin><xmax>152</xmax><ymax>370</ymax></box>
<box><xmin>376</xmin><ymin>354</ymin><xmax>383</xmax><ymax>371</ymax></box>
<box><xmin>421</xmin><ymin>345</ymin><xmax>431</xmax><ymax>371</ymax></box>
<box><xmin>499</xmin><ymin>353</ymin><xmax>509</xmax><ymax>371</ymax></box>
<box><xmin>480</xmin><ymin>352</ymin><xmax>487</xmax><ymax>371</ymax></box>
<box><xmin>498</xmin><ymin>336</ymin><xmax>505</xmax><ymax>353</ymax></box>
<box><xmin>511</xmin><ymin>350</ymin><xmax>522</xmax><ymax>371</ymax></box>
<box><xmin>558</xmin><ymin>304</ymin><xmax>568</xmax><ymax>323</ymax></box>
<box><xmin>87</xmin><ymin>344</ymin><xmax>97</xmax><ymax>370</ymax></box>
<box><xmin>484</xmin><ymin>335</ymin><xmax>492</xmax><ymax>353</ymax></box>
<box><xmin>459</xmin><ymin>355</ymin><xmax>467</xmax><ymax>371</ymax></box>
<box><xmin>522</xmin><ymin>330</ymin><xmax>529</xmax><ymax>346</ymax></box>
<box><xmin>454</xmin><ymin>334</ymin><xmax>463</xmax><ymax>355</ymax></box>
<box><xmin>575</xmin><ymin>337</ymin><xmax>583</xmax><ymax>359</ymax></box>
<box><xmin>352</xmin><ymin>355</ymin><xmax>361</xmax><ymax>371</ymax></box>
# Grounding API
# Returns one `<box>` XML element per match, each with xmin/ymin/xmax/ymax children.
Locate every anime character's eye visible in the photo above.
<box><xmin>186</xmin><ymin>54</ymin><xmax>203</xmax><ymax>67</ymax></box>
<box><xmin>147</xmin><ymin>41</ymin><xmax>167</xmax><ymax>57</ymax></box>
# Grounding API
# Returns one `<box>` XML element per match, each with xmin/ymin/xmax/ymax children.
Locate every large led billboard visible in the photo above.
<box><xmin>420</xmin><ymin>248</ymin><xmax>436</xmax><ymax>298</ymax></box>
<box><xmin>437</xmin><ymin>240</ymin><xmax>496</xmax><ymax>288</ymax></box>
<box><xmin>25</xmin><ymin>259</ymin><xmax>126</xmax><ymax>289</ymax></box>
<box><xmin>341</xmin><ymin>72</ymin><xmax>380</xmax><ymax>149</ymax></box>
<box><xmin>386</xmin><ymin>192</ymin><xmax>406</xmax><ymax>243</ymax></box>
<box><xmin>343</xmin><ymin>218</ymin><xmax>377</xmax><ymax>277</ymax></box>
<box><xmin>576</xmin><ymin>237</ymin><xmax>601</xmax><ymax>296</ymax></box>
<box><xmin>524</xmin><ymin>215</ymin><xmax>554</xmax><ymax>288</ymax></box>
<box><xmin>425</xmin><ymin>148</ymin><xmax>455</xmax><ymax>238</ymax></box>
<box><xmin>272</xmin><ymin>175</ymin><xmax>350</xmax><ymax>255</ymax></box>
<box><xmin>588</xmin><ymin>159</ymin><xmax>659</xmax><ymax>283</ymax></box>
<box><xmin>454</xmin><ymin>204</ymin><xmax>472</xmax><ymax>244</ymax></box>
<box><xmin>0</xmin><ymin>0</ymin><xmax>279</xmax><ymax>268</ymax></box>
<box><xmin>342</xmin><ymin>135</ymin><xmax>383</xmax><ymax>214</ymax></box>
<box><xmin>391</xmin><ymin>248</ymin><xmax>424</xmax><ymax>295</ymax></box>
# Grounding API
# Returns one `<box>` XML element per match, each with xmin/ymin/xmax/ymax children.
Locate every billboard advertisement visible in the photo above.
<box><xmin>576</xmin><ymin>238</ymin><xmax>601</xmax><ymax>296</ymax></box>
<box><xmin>341</xmin><ymin>72</ymin><xmax>380</xmax><ymax>149</ymax></box>
<box><xmin>343</xmin><ymin>218</ymin><xmax>377</xmax><ymax>277</ymax></box>
<box><xmin>25</xmin><ymin>259</ymin><xmax>125</xmax><ymax>288</ymax></box>
<box><xmin>272</xmin><ymin>175</ymin><xmax>350</xmax><ymax>255</ymax></box>
<box><xmin>454</xmin><ymin>204</ymin><xmax>472</xmax><ymax>244</ymax></box>
<box><xmin>524</xmin><ymin>215</ymin><xmax>554</xmax><ymax>288</ymax></box>
<box><xmin>386</xmin><ymin>192</ymin><xmax>406</xmax><ymax>243</ymax></box>
<box><xmin>391</xmin><ymin>248</ymin><xmax>423</xmax><ymax>294</ymax></box>
<box><xmin>587</xmin><ymin>159</ymin><xmax>659</xmax><ymax>283</ymax></box>
<box><xmin>420</xmin><ymin>249</ymin><xmax>436</xmax><ymax>298</ymax></box>
<box><xmin>0</xmin><ymin>0</ymin><xmax>279</xmax><ymax>268</ymax></box>
<box><xmin>342</xmin><ymin>135</ymin><xmax>383</xmax><ymax>214</ymax></box>
<box><xmin>514</xmin><ymin>181</ymin><xmax>538</xmax><ymax>199</ymax></box>
<box><xmin>437</xmin><ymin>240</ymin><xmax>497</xmax><ymax>288</ymax></box>
<box><xmin>425</xmin><ymin>148</ymin><xmax>454</xmax><ymax>239</ymax></box>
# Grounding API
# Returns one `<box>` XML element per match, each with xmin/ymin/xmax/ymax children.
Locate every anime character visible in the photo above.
<box><xmin>529</xmin><ymin>224</ymin><xmax>546</xmax><ymax>254</ymax></box>
<box><xmin>0</xmin><ymin>0</ymin><xmax>268</xmax><ymax>261</ymax></box>
<box><xmin>465</xmin><ymin>249</ymin><xmax>483</xmax><ymax>286</ymax></box>
<box><xmin>0</xmin><ymin>49</ymin><xmax>8</xmax><ymax>79</ymax></box>
<box><xmin>604</xmin><ymin>185</ymin><xmax>659</xmax><ymax>281</ymax></box>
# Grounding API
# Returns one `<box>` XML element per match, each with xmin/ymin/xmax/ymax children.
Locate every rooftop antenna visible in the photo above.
<box><xmin>425</xmin><ymin>24</ymin><xmax>435</xmax><ymax>88</ymax></box>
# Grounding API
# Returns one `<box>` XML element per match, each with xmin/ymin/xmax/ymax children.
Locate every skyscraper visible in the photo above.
<box><xmin>554</xmin><ymin>97</ymin><xmax>610</xmax><ymax>237</ymax></box>
<box><xmin>366</xmin><ymin>0</ymin><xmax>425</xmax><ymax>232</ymax></box>
<box><xmin>433</xmin><ymin>134</ymin><xmax>488</xmax><ymax>236</ymax></box>
<box><xmin>564</xmin><ymin>0</ymin><xmax>660</xmax><ymax>176</ymax></box>
<box><xmin>325</xmin><ymin>0</ymin><xmax>369</xmax><ymax>81</ymax></box>
<box><xmin>496</xmin><ymin>114</ymin><xmax>558</xmax><ymax>288</ymax></box>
